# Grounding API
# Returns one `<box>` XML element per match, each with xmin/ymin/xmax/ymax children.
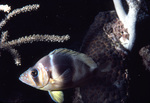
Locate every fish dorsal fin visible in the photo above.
<box><xmin>49</xmin><ymin>48</ymin><xmax>70</xmax><ymax>55</ymax></box>
<box><xmin>49</xmin><ymin>48</ymin><xmax>97</xmax><ymax>71</ymax></box>
<box><xmin>48</xmin><ymin>90</ymin><xmax>64</xmax><ymax>103</ymax></box>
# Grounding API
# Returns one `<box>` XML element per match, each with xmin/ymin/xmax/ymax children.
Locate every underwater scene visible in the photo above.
<box><xmin>0</xmin><ymin>0</ymin><xmax>150</xmax><ymax>103</ymax></box>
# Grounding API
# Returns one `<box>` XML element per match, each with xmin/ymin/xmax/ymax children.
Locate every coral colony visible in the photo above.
<box><xmin>0</xmin><ymin>4</ymin><xmax>70</xmax><ymax>66</ymax></box>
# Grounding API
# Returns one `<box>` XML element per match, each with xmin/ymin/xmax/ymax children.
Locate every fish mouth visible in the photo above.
<box><xmin>19</xmin><ymin>73</ymin><xmax>30</xmax><ymax>84</ymax></box>
<box><xmin>19</xmin><ymin>71</ymin><xmax>36</xmax><ymax>87</ymax></box>
<box><xmin>19</xmin><ymin>73</ymin><xmax>27</xmax><ymax>84</ymax></box>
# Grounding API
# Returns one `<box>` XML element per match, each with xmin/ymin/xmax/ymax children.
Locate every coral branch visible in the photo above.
<box><xmin>113</xmin><ymin>0</ymin><xmax>141</xmax><ymax>51</ymax></box>
<box><xmin>0</xmin><ymin>4</ymin><xmax>40</xmax><ymax>29</ymax></box>
<box><xmin>0</xmin><ymin>4</ymin><xmax>11</xmax><ymax>13</ymax></box>
<box><xmin>9</xmin><ymin>48</ymin><xmax>21</xmax><ymax>66</ymax></box>
<box><xmin>1</xmin><ymin>34</ymin><xmax>70</xmax><ymax>48</ymax></box>
<box><xmin>113</xmin><ymin>0</ymin><xmax>127</xmax><ymax>25</ymax></box>
<box><xmin>0</xmin><ymin>34</ymin><xmax>70</xmax><ymax>65</ymax></box>
<box><xmin>0</xmin><ymin>31</ymin><xmax>8</xmax><ymax>43</ymax></box>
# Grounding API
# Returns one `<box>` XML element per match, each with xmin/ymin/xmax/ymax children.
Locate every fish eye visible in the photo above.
<box><xmin>31</xmin><ymin>69</ymin><xmax>38</xmax><ymax>78</ymax></box>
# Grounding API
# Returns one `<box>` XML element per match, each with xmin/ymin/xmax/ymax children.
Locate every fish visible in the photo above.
<box><xmin>19</xmin><ymin>48</ymin><xmax>97</xmax><ymax>103</ymax></box>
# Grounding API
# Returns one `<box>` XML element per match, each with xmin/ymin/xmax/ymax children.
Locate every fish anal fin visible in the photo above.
<box><xmin>48</xmin><ymin>90</ymin><xmax>64</xmax><ymax>103</ymax></box>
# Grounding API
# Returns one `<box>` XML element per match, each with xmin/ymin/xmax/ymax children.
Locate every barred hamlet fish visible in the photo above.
<box><xmin>19</xmin><ymin>48</ymin><xmax>97</xmax><ymax>103</ymax></box>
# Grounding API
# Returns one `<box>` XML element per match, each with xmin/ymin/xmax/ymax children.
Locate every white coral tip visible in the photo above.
<box><xmin>0</xmin><ymin>4</ymin><xmax>11</xmax><ymax>13</ymax></box>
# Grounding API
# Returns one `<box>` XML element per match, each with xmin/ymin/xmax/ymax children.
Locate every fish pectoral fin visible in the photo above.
<box><xmin>55</xmin><ymin>69</ymin><xmax>71</xmax><ymax>84</ymax></box>
<box><xmin>50</xmin><ymin>78</ymin><xmax>55</xmax><ymax>84</ymax></box>
<box><xmin>48</xmin><ymin>90</ymin><xmax>64</xmax><ymax>103</ymax></box>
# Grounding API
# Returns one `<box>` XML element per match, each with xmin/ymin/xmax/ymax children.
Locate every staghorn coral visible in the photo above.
<box><xmin>0</xmin><ymin>4</ymin><xmax>70</xmax><ymax>66</ymax></box>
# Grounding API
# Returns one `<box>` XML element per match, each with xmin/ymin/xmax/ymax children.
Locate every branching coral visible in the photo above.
<box><xmin>0</xmin><ymin>4</ymin><xmax>70</xmax><ymax>66</ymax></box>
<box><xmin>113</xmin><ymin>0</ymin><xmax>141</xmax><ymax>51</ymax></box>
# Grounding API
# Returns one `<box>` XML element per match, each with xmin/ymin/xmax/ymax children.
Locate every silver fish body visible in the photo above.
<box><xmin>19</xmin><ymin>48</ymin><xmax>97</xmax><ymax>102</ymax></box>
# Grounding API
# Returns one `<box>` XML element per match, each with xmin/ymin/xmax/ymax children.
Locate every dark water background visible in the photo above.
<box><xmin>0</xmin><ymin>0</ymin><xmax>150</xmax><ymax>103</ymax></box>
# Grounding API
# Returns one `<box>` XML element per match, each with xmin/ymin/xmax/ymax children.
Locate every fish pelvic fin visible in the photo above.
<box><xmin>48</xmin><ymin>90</ymin><xmax>64</xmax><ymax>103</ymax></box>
